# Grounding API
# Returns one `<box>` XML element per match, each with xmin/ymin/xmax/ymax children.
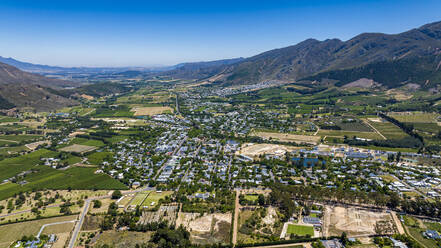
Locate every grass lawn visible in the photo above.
<box><xmin>244</xmin><ymin>194</ymin><xmax>258</xmax><ymax>202</ymax></box>
<box><xmin>286</xmin><ymin>224</ymin><xmax>314</xmax><ymax>236</ymax></box>
<box><xmin>142</xmin><ymin>191</ymin><xmax>173</xmax><ymax>207</ymax></box>
<box><xmin>131</xmin><ymin>192</ymin><xmax>150</xmax><ymax>206</ymax></box>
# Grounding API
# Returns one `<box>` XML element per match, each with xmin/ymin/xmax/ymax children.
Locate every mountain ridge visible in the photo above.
<box><xmin>159</xmin><ymin>21</ymin><xmax>441</xmax><ymax>88</ymax></box>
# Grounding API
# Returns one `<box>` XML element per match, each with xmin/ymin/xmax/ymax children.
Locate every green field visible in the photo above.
<box><xmin>318</xmin><ymin>129</ymin><xmax>382</xmax><ymax>140</ymax></box>
<box><xmin>0</xmin><ymin>149</ymin><xmax>57</xmax><ymax>181</ymax></box>
<box><xmin>142</xmin><ymin>191</ymin><xmax>173</xmax><ymax>207</ymax></box>
<box><xmin>0</xmin><ymin>116</ymin><xmax>19</xmax><ymax>123</ymax></box>
<box><xmin>131</xmin><ymin>192</ymin><xmax>150</xmax><ymax>206</ymax></box>
<box><xmin>390</xmin><ymin>113</ymin><xmax>438</xmax><ymax>123</ymax></box>
<box><xmin>0</xmin><ymin>163</ymin><xmax>127</xmax><ymax>200</ymax></box>
<box><xmin>87</xmin><ymin>152</ymin><xmax>114</xmax><ymax>165</ymax></box>
<box><xmin>368</xmin><ymin>120</ymin><xmax>409</xmax><ymax>139</ymax></box>
<box><xmin>286</xmin><ymin>224</ymin><xmax>314</xmax><ymax>236</ymax></box>
<box><xmin>244</xmin><ymin>194</ymin><xmax>258</xmax><ymax>202</ymax></box>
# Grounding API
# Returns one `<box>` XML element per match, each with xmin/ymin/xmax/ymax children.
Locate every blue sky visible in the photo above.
<box><xmin>0</xmin><ymin>0</ymin><xmax>440</xmax><ymax>67</ymax></box>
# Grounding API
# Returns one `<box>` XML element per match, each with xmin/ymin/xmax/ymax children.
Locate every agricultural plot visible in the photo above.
<box><xmin>252</xmin><ymin>131</ymin><xmax>320</xmax><ymax>144</ymax></box>
<box><xmin>317</xmin><ymin>130</ymin><xmax>382</xmax><ymax>140</ymax></box>
<box><xmin>131</xmin><ymin>106</ymin><xmax>173</xmax><ymax>116</ymax></box>
<box><xmin>59</xmin><ymin>144</ymin><xmax>97</xmax><ymax>153</ymax></box>
<box><xmin>0</xmin><ymin>149</ymin><xmax>57</xmax><ymax>181</ymax></box>
<box><xmin>176</xmin><ymin>212</ymin><xmax>231</xmax><ymax>245</ymax></box>
<box><xmin>0</xmin><ymin>116</ymin><xmax>18</xmax><ymax>123</ymax></box>
<box><xmin>138</xmin><ymin>205</ymin><xmax>178</xmax><ymax>226</ymax></box>
<box><xmin>323</xmin><ymin>206</ymin><xmax>396</xmax><ymax>237</ymax></box>
<box><xmin>87</xmin><ymin>151</ymin><xmax>114</xmax><ymax>165</ymax></box>
<box><xmin>0</xmin><ymin>145</ymin><xmax>29</xmax><ymax>156</ymax></box>
<box><xmin>0</xmin><ymin>166</ymin><xmax>127</xmax><ymax>200</ymax></box>
<box><xmin>389</xmin><ymin>112</ymin><xmax>438</xmax><ymax>123</ymax></box>
<box><xmin>0</xmin><ymin>134</ymin><xmax>41</xmax><ymax>143</ymax></box>
<box><xmin>367</xmin><ymin>119</ymin><xmax>408</xmax><ymax>140</ymax></box>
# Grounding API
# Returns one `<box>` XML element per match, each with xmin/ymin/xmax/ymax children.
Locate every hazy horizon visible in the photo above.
<box><xmin>0</xmin><ymin>0</ymin><xmax>440</xmax><ymax>67</ymax></box>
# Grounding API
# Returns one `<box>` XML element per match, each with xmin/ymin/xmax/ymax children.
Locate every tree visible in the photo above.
<box><xmin>258</xmin><ymin>194</ymin><xmax>265</xmax><ymax>206</ymax></box>
<box><xmin>341</xmin><ymin>232</ymin><xmax>348</xmax><ymax>246</ymax></box>
<box><xmin>93</xmin><ymin>200</ymin><xmax>102</xmax><ymax>208</ymax></box>
<box><xmin>112</xmin><ymin>190</ymin><xmax>122</xmax><ymax>199</ymax></box>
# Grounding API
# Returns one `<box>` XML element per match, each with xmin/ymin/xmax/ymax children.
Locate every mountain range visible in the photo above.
<box><xmin>159</xmin><ymin>21</ymin><xmax>441</xmax><ymax>89</ymax></box>
<box><xmin>1</xmin><ymin>21</ymin><xmax>441</xmax><ymax>111</ymax></box>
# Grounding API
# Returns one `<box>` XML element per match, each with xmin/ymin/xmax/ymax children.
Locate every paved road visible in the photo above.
<box><xmin>391</xmin><ymin>211</ymin><xmax>405</xmax><ymax>235</ymax></box>
<box><xmin>68</xmin><ymin>188</ymin><xmax>153</xmax><ymax>248</ymax></box>
<box><xmin>68</xmin><ymin>198</ymin><xmax>93</xmax><ymax>248</ymax></box>
<box><xmin>37</xmin><ymin>220</ymin><xmax>77</xmax><ymax>238</ymax></box>
<box><xmin>154</xmin><ymin>137</ymin><xmax>187</xmax><ymax>179</ymax></box>
<box><xmin>176</xmin><ymin>143</ymin><xmax>201</xmax><ymax>192</ymax></box>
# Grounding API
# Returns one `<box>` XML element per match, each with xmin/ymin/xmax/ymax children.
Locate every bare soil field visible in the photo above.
<box><xmin>131</xmin><ymin>106</ymin><xmax>173</xmax><ymax>116</ymax></box>
<box><xmin>237</xmin><ymin>143</ymin><xmax>301</xmax><ymax>158</ymax></box>
<box><xmin>59</xmin><ymin>144</ymin><xmax>97</xmax><ymax>153</ymax></box>
<box><xmin>252</xmin><ymin>131</ymin><xmax>320</xmax><ymax>145</ymax></box>
<box><xmin>177</xmin><ymin>212</ymin><xmax>232</xmax><ymax>244</ymax></box>
<box><xmin>323</xmin><ymin>206</ymin><xmax>396</xmax><ymax>237</ymax></box>
<box><xmin>25</xmin><ymin>140</ymin><xmax>50</xmax><ymax>150</ymax></box>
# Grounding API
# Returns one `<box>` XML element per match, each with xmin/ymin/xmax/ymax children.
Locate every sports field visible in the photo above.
<box><xmin>286</xmin><ymin>224</ymin><xmax>314</xmax><ymax>236</ymax></box>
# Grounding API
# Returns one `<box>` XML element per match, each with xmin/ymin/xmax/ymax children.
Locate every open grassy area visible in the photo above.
<box><xmin>142</xmin><ymin>191</ymin><xmax>173</xmax><ymax>207</ymax></box>
<box><xmin>93</xmin><ymin>230</ymin><xmax>153</xmax><ymax>248</ymax></box>
<box><xmin>286</xmin><ymin>224</ymin><xmax>314</xmax><ymax>236</ymax></box>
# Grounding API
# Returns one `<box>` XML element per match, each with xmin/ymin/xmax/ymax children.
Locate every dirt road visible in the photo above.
<box><xmin>232</xmin><ymin>189</ymin><xmax>240</xmax><ymax>246</ymax></box>
<box><xmin>391</xmin><ymin>211</ymin><xmax>405</xmax><ymax>235</ymax></box>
